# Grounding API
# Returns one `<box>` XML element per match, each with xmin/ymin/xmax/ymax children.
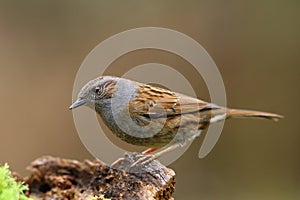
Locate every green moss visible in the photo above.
<box><xmin>0</xmin><ymin>163</ymin><xmax>30</xmax><ymax>200</ymax></box>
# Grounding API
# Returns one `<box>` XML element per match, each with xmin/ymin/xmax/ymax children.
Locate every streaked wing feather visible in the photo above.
<box><xmin>129</xmin><ymin>84</ymin><xmax>219</xmax><ymax>119</ymax></box>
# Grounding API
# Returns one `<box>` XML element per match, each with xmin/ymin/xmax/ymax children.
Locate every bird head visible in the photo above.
<box><xmin>69</xmin><ymin>76</ymin><xmax>118</xmax><ymax>110</ymax></box>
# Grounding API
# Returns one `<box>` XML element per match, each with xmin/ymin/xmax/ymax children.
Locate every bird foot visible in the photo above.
<box><xmin>130</xmin><ymin>154</ymin><xmax>157</xmax><ymax>168</ymax></box>
<box><xmin>110</xmin><ymin>152</ymin><xmax>163</xmax><ymax>173</ymax></box>
<box><xmin>110</xmin><ymin>157</ymin><xmax>125</xmax><ymax>168</ymax></box>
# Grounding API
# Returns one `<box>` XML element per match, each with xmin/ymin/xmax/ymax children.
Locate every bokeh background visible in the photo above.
<box><xmin>0</xmin><ymin>1</ymin><xmax>299</xmax><ymax>199</ymax></box>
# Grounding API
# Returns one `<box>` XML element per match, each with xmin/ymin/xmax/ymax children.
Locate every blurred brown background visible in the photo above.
<box><xmin>0</xmin><ymin>1</ymin><xmax>299</xmax><ymax>199</ymax></box>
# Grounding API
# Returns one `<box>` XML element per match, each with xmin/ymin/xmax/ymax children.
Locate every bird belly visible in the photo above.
<box><xmin>102</xmin><ymin>110</ymin><xmax>206</xmax><ymax>147</ymax></box>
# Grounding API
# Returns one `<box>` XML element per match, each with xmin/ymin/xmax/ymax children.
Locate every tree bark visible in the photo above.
<box><xmin>25</xmin><ymin>155</ymin><xmax>175</xmax><ymax>200</ymax></box>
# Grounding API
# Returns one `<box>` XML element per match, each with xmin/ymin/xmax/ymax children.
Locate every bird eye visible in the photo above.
<box><xmin>95</xmin><ymin>87</ymin><xmax>100</xmax><ymax>94</ymax></box>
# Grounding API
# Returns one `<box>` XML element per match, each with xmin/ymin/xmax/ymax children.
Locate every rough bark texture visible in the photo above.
<box><xmin>24</xmin><ymin>155</ymin><xmax>175</xmax><ymax>200</ymax></box>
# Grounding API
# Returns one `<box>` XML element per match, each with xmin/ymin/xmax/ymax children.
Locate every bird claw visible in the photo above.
<box><xmin>110</xmin><ymin>157</ymin><xmax>125</xmax><ymax>168</ymax></box>
<box><xmin>110</xmin><ymin>152</ymin><xmax>157</xmax><ymax>171</ymax></box>
<box><xmin>130</xmin><ymin>154</ymin><xmax>156</xmax><ymax>168</ymax></box>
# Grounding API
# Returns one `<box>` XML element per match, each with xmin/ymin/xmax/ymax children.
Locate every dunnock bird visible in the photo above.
<box><xmin>70</xmin><ymin>76</ymin><xmax>282</xmax><ymax>165</ymax></box>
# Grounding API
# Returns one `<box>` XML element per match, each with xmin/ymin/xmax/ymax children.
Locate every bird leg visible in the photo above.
<box><xmin>113</xmin><ymin>131</ymin><xmax>200</xmax><ymax>169</ymax></box>
<box><xmin>130</xmin><ymin>130</ymin><xmax>200</xmax><ymax>167</ymax></box>
<box><xmin>142</xmin><ymin>147</ymin><xmax>158</xmax><ymax>154</ymax></box>
<box><xmin>110</xmin><ymin>147</ymin><xmax>159</xmax><ymax>168</ymax></box>
<box><xmin>130</xmin><ymin>142</ymin><xmax>182</xmax><ymax>168</ymax></box>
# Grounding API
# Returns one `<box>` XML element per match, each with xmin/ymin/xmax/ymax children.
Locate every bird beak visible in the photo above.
<box><xmin>69</xmin><ymin>98</ymin><xmax>87</xmax><ymax>110</ymax></box>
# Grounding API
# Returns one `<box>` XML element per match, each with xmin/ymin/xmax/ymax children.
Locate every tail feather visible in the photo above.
<box><xmin>226</xmin><ymin>109</ymin><xmax>283</xmax><ymax>121</ymax></box>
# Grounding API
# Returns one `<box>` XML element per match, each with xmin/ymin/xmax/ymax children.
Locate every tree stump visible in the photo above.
<box><xmin>24</xmin><ymin>155</ymin><xmax>176</xmax><ymax>200</ymax></box>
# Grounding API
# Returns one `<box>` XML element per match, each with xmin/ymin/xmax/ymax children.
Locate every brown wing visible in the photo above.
<box><xmin>129</xmin><ymin>84</ymin><xmax>219</xmax><ymax>121</ymax></box>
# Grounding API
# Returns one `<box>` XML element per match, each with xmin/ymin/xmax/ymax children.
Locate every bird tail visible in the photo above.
<box><xmin>226</xmin><ymin>109</ymin><xmax>283</xmax><ymax>121</ymax></box>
